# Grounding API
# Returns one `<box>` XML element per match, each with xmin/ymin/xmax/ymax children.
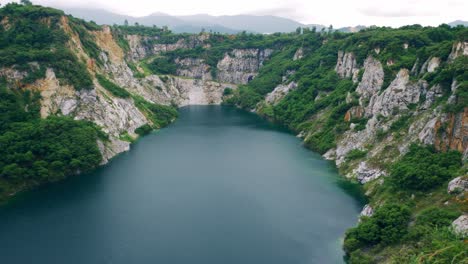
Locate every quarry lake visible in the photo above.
<box><xmin>0</xmin><ymin>106</ymin><xmax>362</xmax><ymax>264</ymax></box>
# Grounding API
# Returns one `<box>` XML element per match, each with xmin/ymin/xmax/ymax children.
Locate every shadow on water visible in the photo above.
<box><xmin>335</xmin><ymin>177</ymin><xmax>368</xmax><ymax>205</ymax></box>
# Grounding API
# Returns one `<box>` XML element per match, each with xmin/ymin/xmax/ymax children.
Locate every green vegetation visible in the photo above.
<box><xmin>146</xmin><ymin>57</ymin><xmax>177</xmax><ymax>75</ymax></box>
<box><xmin>135</xmin><ymin>124</ymin><xmax>153</xmax><ymax>136</ymax></box>
<box><xmin>0</xmin><ymin>3</ymin><xmax>98</xmax><ymax>89</ymax></box>
<box><xmin>389</xmin><ymin>145</ymin><xmax>462</xmax><ymax>191</ymax></box>
<box><xmin>345</xmin><ymin>203</ymin><xmax>411</xmax><ymax>251</ymax></box>
<box><xmin>346</xmin><ymin>149</ymin><xmax>368</xmax><ymax>161</ymax></box>
<box><xmin>344</xmin><ymin>144</ymin><xmax>466</xmax><ymax>263</ymax></box>
<box><xmin>132</xmin><ymin>96</ymin><xmax>178</xmax><ymax>128</ymax></box>
<box><xmin>96</xmin><ymin>74</ymin><xmax>131</xmax><ymax>98</ymax></box>
<box><xmin>0</xmin><ymin>84</ymin><xmax>102</xmax><ymax>202</ymax></box>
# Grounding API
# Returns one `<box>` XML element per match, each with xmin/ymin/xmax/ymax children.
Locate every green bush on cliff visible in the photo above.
<box><xmin>389</xmin><ymin>144</ymin><xmax>462</xmax><ymax>191</ymax></box>
<box><xmin>147</xmin><ymin>57</ymin><xmax>177</xmax><ymax>75</ymax></box>
<box><xmin>345</xmin><ymin>203</ymin><xmax>411</xmax><ymax>253</ymax></box>
<box><xmin>415</xmin><ymin>207</ymin><xmax>460</xmax><ymax>228</ymax></box>
<box><xmin>132</xmin><ymin>96</ymin><xmax>178</xmax><ymax>128</ymax></box>
<box><xmin>135</xmin><ymin>124</ymin><xmax>153</xmax><ymax>136</ymax></box>
<box><xmin>96</xmin><ymin>74</ymin><xmax>131</xmax><ymax>98</ymax></box>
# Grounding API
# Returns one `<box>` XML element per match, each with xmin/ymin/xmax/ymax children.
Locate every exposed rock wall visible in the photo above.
<box><xmin>166</xmin><ymin>77</ymin><xmax>236</xmax><ymax>106</ymax></box>
<box><xmin>355</xmin><ymin>56</ymin><xmax>384</xmax><ymax>100</ymax></box>
<box><xmin>366</xmin><ymin>69</ymin><xmax>425</xmax><ymax>117</ymax></box>
<box><xmin>335</xmin><ymin>51</ymin><xmax>359</xmax><ymax>79</ymax></box>
<box><xmin>265</xmin><ymin>82</ymin><xmax>297</xmax><ymax>105</ymax></box>
<box><xmin>448</xmin><ymin>41</ymin><xmax>468</xmax><ymax>61</ymax></box>
<box><xmin>216</xmin><ymin>49</ymin><xmax>273</xmax><ymax>84</ymax></box>
<box><xmin>175</xmin><ymin>58</ymin><xmax>212</xmax><ymax>80</ymax></box>
<box><xmin>316</xmin><ymin>43</ymin><xmax>467</xmax><ymax>184</ymax></box>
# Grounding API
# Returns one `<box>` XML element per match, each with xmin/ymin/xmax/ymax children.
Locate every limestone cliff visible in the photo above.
<box><xmin>216</xmin><ymin>49</ymin><xmax>273</xmax><ymax>84</ymax></box>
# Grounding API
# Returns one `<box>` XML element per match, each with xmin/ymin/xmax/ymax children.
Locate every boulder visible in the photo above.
<box><xmin>448</xmin><ymin>177</ymin><xmax>468</xmax><ymax>194</ymax></box>
<box><xmin>452</xmin><ymin>215</ymin><xmax>468</xmax><ymax>237</ymax></box>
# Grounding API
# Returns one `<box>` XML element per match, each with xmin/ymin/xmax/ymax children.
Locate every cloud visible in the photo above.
<box><xmin>0</xmin><ymin>0</ymin><xmax>466</xmax><ymax>27</ymax></box>
<box><xmin>358</xmin><ymin>7</ymin><xmax>437</xmax><ymax>18</ymax></box>
<box><xmin>248</xmin><ymin>6</ymin><xmax>307</xmax><ymax>21</ymax></box>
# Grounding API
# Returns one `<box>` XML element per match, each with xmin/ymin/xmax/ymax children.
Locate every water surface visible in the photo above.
<box><xmin>0</xmin><ymin>106</ymin><xmax>362</xmax><ymax>264</ymax></box>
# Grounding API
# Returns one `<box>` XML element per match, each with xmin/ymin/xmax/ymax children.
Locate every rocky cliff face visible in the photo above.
<box><xmin>320</xmin><ymin>47</ymin><xmax>468</xmax><ymax>184</ymax></box>
<box><xmin>125</xmin><ymin>33</ymin><xmax>210</xmax><ymax>62</ymax></box>
<box><xmin>335</xmin><ymin>51</ymin><xmax>359</xmax><ymax>80</ymax></box>
<box><xmin>175</xmin><ymin>58</ymin><xmax>212</xmax><ymax>80</ymax></box>
<box><xmin>216</xmin><ymin>49</ymin><xmax>273</xmax><ymax>84</ymax></box>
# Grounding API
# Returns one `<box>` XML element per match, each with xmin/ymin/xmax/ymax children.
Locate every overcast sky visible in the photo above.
<box><xmin>1</xmin><ymin>0</ymin><xmax>467</xmax><ymax>27</ymax></box>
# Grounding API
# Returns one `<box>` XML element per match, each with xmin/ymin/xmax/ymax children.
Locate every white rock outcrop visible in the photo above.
<box><xmin>448</xmin><ymin>42</ymin><xmax>468</xmax><ymax>62</ymax></box>
<box><xmin>335</xmin><ymin>51</ymin><xmax>359</xmax><ymax>79</ymax></box>
<box><xmin>452</xmin><ymin>215</ymin><xmax>468</xmax><ymax>237</ymax></box>
<box><xmin>355</xmin><ymin>56</ymin><xmax>384</xmax><ymax>100</ymax></box>
<box><xmin>293</xmin><ymin>48</ymin><xmax>304</xmax><ymax>60</ymax></box>
<box><xmin>353</xmin><ymin>161</ymin><xmax>386</xmax><ymax>184</ymax></box>
<box><xmin>265</xmin><ymin>82</ymin><xmax>297</xmax><ymax>105</ymax></box>
<box><xmin>448</xmin><ymin>177</ymin><xmax>468</xmax><ymax>194</ymax></box>
<box><xmin>360</xmin><ymin>204</ymin><xmax>374</xmax><ymax>217</ymax></box>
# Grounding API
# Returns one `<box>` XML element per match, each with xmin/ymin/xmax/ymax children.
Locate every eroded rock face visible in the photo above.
<box><xmin>448</xmin><ymin>177</ymin><xmax>468</xmax><ymax>194</ymax></box>
<box><xmin>420</xmin><ymin>57</ymin><xmax>441</xmax><ymax>74</ymax></box>
<box><xmin>167</xmin><ymin>77</ymin><xmax>236</xmax><ymax>106</ymax></box>
<box><xmin>152</xmin><ymin>34</ymin><xmax>209</xmax><ymax>54</ymax></box>
<box><xmin>335</xmin><ymin>51</ymin><xmax>359</xmax><ymax>79</ymax></box>
<box><xmin>98</xmin><ymin>139</ymin><xmax>130</xmax><ymax>165</ymax></box>
<box><xmin>265</xmin><ymin>82</ymin><xmax>297</xmax><ymax>105</ymax></box>
<box><xmin>353</xmin><ymin>161</ymin><xmax>386</xmax><ymax>184</ymax></box>
<box><xmin>452</xmin><ymin>215</ymin><xmax>468</xmax><ymax>237</ymax></box>
<box><xmin>448</xmin><ymin>42</ymin><xmax>468</xmax><ymax>62</ymax></box>
<box><xmin>293</xmin><ymin>48</ymin><xmax>304</xmax><ymax>60</ymax></box>
<box><xmin>360</xmin><ymin>204</ymin><xmax>374</xmax><ymax>217</ymax></box>
<box><xmin>216</xmin><ymin>49</ymin><xmax>273</xmax><ymax>84</ymax></box>
<box><xmin>175</xmin><ymin>58</ymin><xmax>212</xmax><ymax>80</ymax></box>
<box><xmin>356</xmin><ymin>56</ymin><xmax>384</xmax><ymax>100</ymax></box>
<box><xmin>126</xmin><ymin>35</ymin><xmax>152</xmax><ymax>61</ymax></box>
<box><xmin>435</xmin><ymin>107</ymin><xmax>468</xmax><ymax>159</ymax></box>
<box><xmin>366</xmin><ymin>69</ymin><xmax>424</xmax><ymax>117</ymax></box>
<box><xmin>422</xmin><ymin>85</ymin><xmax>443</xmax><ymax>109</ymax></box>
<box><xmin>36</xmin><ymin>68</ymin><xmax>77</xmax><ymax>118</ymax></box>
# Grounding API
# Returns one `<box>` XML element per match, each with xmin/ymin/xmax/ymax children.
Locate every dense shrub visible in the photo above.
<box><xmin>147</xmin><ymin>57</ymin><xmax>177</xmax><ymax>75</ymax></box>
<box><xmin>345</xmin><ymin>203</ymin><xmax>411</xmax><ymax>251</ymax></box>
<box><xmin>96</xmin><ymin>74</ymin><xmax>131</xmax><ymax>98</ymax></box>
<box><xmin>389</xmin><ymin>144</ymin><xmax>462</xmax><ymax>191</ymax></box>
<box><xmin>135</xmin><ymin>124</ymin><xmax>153</xmax><ymax>136</ymax></box>
<box><xmin>133</xmin><ymin>96</ymin><xmax>178</xmax><ymax>128</ymax></box>
<box><xmin>415</xmin><ymin>207</ymin><xmax>460</xmax><ymax>228</ymax></box>
<box><xmin>0</xmin><ymin>117</ymin><xmax>102</xmax><ymax>181</ymax></box>
<box><xmin>346</xmin><ymin>149</ymin><xmax>368</xmax><ymax>161</ymax></box>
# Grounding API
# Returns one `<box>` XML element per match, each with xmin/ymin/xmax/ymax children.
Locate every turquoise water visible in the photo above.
<box><xmin>0</xmin><ymin>106</ymin><xmax>362</xmax><ymax>264</ymax></box>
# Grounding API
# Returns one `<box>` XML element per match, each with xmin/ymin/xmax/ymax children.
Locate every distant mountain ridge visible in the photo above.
<box><xmin>53</xmin><ymin>7</ymin><xmax>468</xmax><ymax>34</ymax></box>
<box><xmin>61</xmin><ymin>7</ymin><xmax>367</xmax><ymax>34</ymax></box>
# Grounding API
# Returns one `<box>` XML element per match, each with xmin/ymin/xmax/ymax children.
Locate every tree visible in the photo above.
<box><xmin>124</xmin><ymin>19</ymin><xmax>129</xmax><ymax>27</ymax></box>
<box><xmin>20</xmin><ymin>0</ymin><xmax>33</xmax><ymax>5</ymax></box>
